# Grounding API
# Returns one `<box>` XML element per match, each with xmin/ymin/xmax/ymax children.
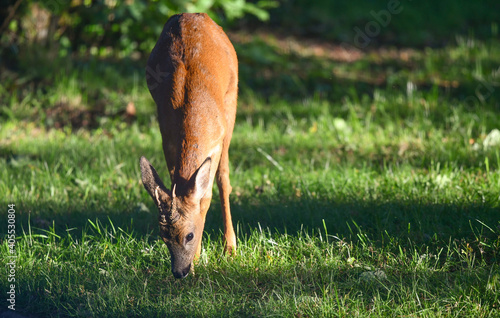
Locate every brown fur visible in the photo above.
<box><xmin>141</xmin><ymin>13</ymin><xmax>238</xmax><ymax>279</ymax></box>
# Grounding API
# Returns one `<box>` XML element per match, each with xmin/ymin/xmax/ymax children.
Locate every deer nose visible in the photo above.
<box><xmin>172</xmin><ymin>263</ymin><xmax>191</xmax><ymax>279</ymax></box>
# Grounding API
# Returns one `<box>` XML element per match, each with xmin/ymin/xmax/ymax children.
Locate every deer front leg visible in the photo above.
<box><xmin>195</xmin><ymin>197</ymin><xmax>212</xmax><ymax>260</ymax></box>
<box><xmin>217</xmin><ymin>150</ymin><xmax>236</xmax><ymax>254</ymax></box>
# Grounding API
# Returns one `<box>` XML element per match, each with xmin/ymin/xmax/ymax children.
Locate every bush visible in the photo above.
<box><xmin>0</xmin><ymin>0</ymin><xmax>277</xmax><ymax>59</ymax></box>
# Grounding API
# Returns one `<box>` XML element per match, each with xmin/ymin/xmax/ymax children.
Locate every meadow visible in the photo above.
<box><xmin>1</xmin><ymin>23</ymin><xmax>500</xmax><ymax>317</ymax></box>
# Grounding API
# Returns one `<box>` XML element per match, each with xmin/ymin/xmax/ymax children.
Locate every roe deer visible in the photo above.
<box><xmin>140</xmin><ymin>13</ymin><xmax>238</xmax><ymax>279</ymax></box>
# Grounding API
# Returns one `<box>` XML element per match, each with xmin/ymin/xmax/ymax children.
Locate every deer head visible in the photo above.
<box><xmin>140</xmin><ymin>156</ymin><xmax>211</xmax><ymax>279</ymax></box>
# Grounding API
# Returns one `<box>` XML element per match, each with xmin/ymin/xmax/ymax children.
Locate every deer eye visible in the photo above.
<box><xmin>186</xmin><ymin>232</ymin><xmax>194</xmax><ymax>242</ymax></box>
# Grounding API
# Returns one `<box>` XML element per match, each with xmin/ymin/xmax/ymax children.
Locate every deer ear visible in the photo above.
<box><xmin>188</xmin><ymin>157</ymin><xmax>212</xmax><ymax>201</ymax></box>
<box><xmin>140</xmin><ymin>156</ymin><xmax>171</xmax><ymax>202</ymax></box>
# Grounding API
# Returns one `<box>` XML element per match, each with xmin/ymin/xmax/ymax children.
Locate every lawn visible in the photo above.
<box><xmin>1</xmin><ymin>25</ymin><xmax>500</xmax><ymax>317</ymax></box>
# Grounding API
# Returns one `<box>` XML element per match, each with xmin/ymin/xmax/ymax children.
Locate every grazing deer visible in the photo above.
<box><xmin>140</xmin><ymin>13</ymin><xmax>238</xmax><ymax>279</ymax></box>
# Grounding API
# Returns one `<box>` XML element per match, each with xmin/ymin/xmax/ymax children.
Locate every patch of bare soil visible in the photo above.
<box><xmin>40</xmin><ymin>100</ymin><xmax>136</xmax><ymax>130</ymax></box>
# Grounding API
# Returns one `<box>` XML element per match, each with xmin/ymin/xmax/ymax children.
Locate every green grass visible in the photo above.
<box><xmin>1</xmin><ymin>32</ymin><xmax>500</xmax><ymax>317</ymax></box>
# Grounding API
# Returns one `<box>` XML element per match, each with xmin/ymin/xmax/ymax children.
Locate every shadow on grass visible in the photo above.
<box><xmin>3</xmin><ymin>193</ymin><xmax>498</xmax><ymax>253</ymax></box>
<box><xmin>214</xmin><ymin>197</ymin><xmax>500</xmax><ymax>248</ymax></box>
<box><xmin>1</xmin><ymin>193</ymin><xmax>498</xmax><ymax>317</ymax></box>
<box><xmin>4</xmin><ymin>197</ymin><xmax>499</xmax><ymax>317</ymax></box>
